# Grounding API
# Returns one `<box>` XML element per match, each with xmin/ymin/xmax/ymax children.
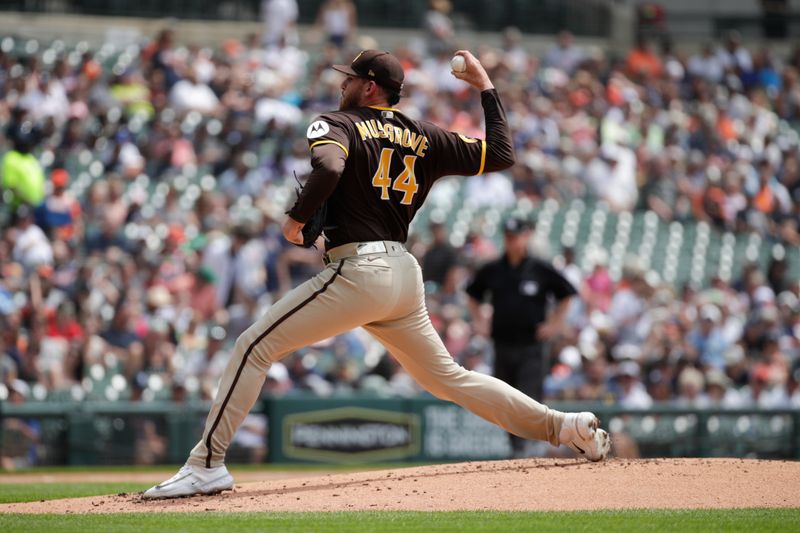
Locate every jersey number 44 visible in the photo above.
<box><xmin>371</xmin><ymin>148</ymin><xmax>419</xmax><ymax>205</ymax></box>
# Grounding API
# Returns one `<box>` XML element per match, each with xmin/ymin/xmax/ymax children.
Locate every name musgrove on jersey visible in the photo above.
<box><xmin>354</xmin><ymin>119</ymin><xmax>430</xmax><ymax>157</ymax></box>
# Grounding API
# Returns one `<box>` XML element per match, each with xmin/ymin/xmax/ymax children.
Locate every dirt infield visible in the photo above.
<box><xmin>2</xmin><ymin>458</ymin><xmax>799</xmax><ymax>514</ymax></box>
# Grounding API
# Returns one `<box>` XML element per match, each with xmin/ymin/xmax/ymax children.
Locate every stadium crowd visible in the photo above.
<box><xmin>0</xmin><ymin>6</ymin><xmax>799</xmax><ymax>427</ymax></box>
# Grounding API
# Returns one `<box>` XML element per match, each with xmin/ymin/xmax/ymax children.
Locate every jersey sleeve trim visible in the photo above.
<box><xmin>309</xmin><ymin>140</ymin><xmax>349</xmax><ymax>158</ymax></box>
<box><xmin>477</xmin><ymin>140</ymin><xmax>487</xmax><ymax>175</ymax></box>
<box><xmin>368</xmin><ymin>105</ymin><xmax>401</xmax><ymax>112</ymax></box>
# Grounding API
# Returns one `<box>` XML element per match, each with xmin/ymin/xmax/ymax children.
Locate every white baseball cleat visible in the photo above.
<box><xmin>559</xmin><ymin>411</ymin><xmax>611</xmax><ymax>462</ymax></box>
<box><xmin>142</xmin><ymin>463</ymin><xmax>234</xmax><ymax>499</ymax></box>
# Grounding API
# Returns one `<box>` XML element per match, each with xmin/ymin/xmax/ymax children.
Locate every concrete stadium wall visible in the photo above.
<box><xmin>0</xmin><ymin>10</ymin><xmax>795</xmax><ymax>63</ymax></box>
<box><xmin>0</xmin><ymin>11</ymin><xmax>613</xmax><ymax>55</ymax></box>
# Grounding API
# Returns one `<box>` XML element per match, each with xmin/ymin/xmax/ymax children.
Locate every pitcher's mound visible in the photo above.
<box><xmin>2</xmin><ymin>458</ymin><xmax>799</xmax><ymax>514</ymax></box>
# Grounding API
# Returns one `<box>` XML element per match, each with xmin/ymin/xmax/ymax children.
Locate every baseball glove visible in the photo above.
<box><xmin>299</xmin><ymin>202</ymin><xmax>327</xmax><ymax>248</ymax></box>
<box><xmin>290</xmin><ymin>172</ymin><xmax>327</xmax><ymax>248</ymax></box>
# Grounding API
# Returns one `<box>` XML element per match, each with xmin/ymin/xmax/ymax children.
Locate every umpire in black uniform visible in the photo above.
<box><xmin>466</xmin><ymin>217</ymin><xmax>577</xmax><ymax>456</ymax></box>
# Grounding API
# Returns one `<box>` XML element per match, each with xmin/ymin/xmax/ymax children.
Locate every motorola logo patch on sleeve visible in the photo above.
<box><xmin>307</xmin><ymin>120</ymin><xmax>331</xmax><ymax>139</ymax></box>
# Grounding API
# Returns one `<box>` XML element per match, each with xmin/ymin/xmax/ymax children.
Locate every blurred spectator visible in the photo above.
<box><xmin>556</xmin><ymin>247</ymin><xmax>579</xmax><ymax>286</ymax></box>
<box><xmin>110</xmin><ymin>69</ymin><xmax>154</xmax><ymax>119</ymax></box>
<box><xmin>501</xmin><ymin>27</ymin><xmax>529</xmax><ymax>74</ymax></box>
<box><xmin>674</xmin><ymin>366</ymin><xmax>708</xmax><ymax>407</ymax></box>
<box><xmin>583</xmin><ymin>251</ymin><xmax>614</xmax><ymax>313</ymax></box>
<box><xmin>687</xmin><ymin>304</ymin><xmax>730</xmax><ymax>370</ymax></box>
<box><xmin>218</xmin><ymin>151</ymin><xmax>267</xmax><ymax>201</ymax></box>
<box><xmin>626</xmin><ymin>36</ymin><xmax>663</xmax><ymax>79</ymax></box>
<box><xmin>169</xmin><ymin>68</ymin><xmax>220</xmax><ymax>114</ymax></box>
<box><xmin>11</xmin><ymin>205</ymin><xmax>53</xmax><ymax>270</ymax></box>
<box><xmin>190</xmin><ymin>267</ymin><xmax>220</xmax><ymax>321</ymax></box>
<box><xmin>705</xmin><ymin>369</ymin><xmax>741</xmax><ymax>408</ymax></box>
<box><xmin>464</xmin><ymin>171</ymin><xmax>515</xmax><ymax>209</ymax></box>
<box><xmin>741</xmin><ymin>360</ymin><xmax>789</xmax><ymax>407</ymax></box>
<box><xmin>142</xmin><ymin>28</ymin><xmax>180</xmax><ymax>88</ymax></box>
<box><xmin>46</xmin><ymin>301</ymin><xmax>83</xmax><ymax>343</ymax></box>
<box><xmin>574</xmin><ymin>355</ymin><xmax>614</xmax><ymax>402</ymax></box>
<box><xmin>583</xmin><ymin>142</ymin><xmax>638</xmax><ymax>211</ymax></box>
<box><xmin>424</xmin><ymin>0</ymin><xmax>455</xmax><ymax>56</ymax></box>
<box><xmin>688</xmin><ymin>43</ymin><xmax>725</xmax><ymax>83</ymax></box>
<box><xmin>543</xmin><ymin>31</ymin><xmax>584</xmax><ymax>75</ymax></box>
<box><xmin>261</xmin><ymin>0</ymin><xmax>299</xmax><ymax>48</ymax></box>
<box><xmin>608</xmin><ymin>259</ymin><xmax>653</xmax><ymax>346</ymax></box>
<box><xmin>614</xmin><ymin>361</ymin><xmax>653</xmax><ymax>409</ymax></box>
<box><xmin>34</xmin><ymin>168</ymin><xmax>82</xmax><ymax>240</ymax></box>
<box><xmin>2</xmin><ymin>110</ymin><xmax>45</xmax><ymax>208</ymax></box>
<box><xmin>264</xmin><ymin>362</ymin><xmax>293</xmax><ymax>396</ymax></box>
<box><xmin>717</xmin><ymin>31</ymin><xmax>753</xmax><ymax>75</ymax></box>
<box><xmin>314</xmin><ymin>0</ymin><xmax>357</xmax><ymax>49</ymax></box>
<box><xmin>101</xmin><ymin>301</ymin><xmax>141</xmax><ymax>351</ymax></box>
<box><xmin>641</xmin><ymin>155</ymin><xmax>680</xmax><ymax>221</ymax></box>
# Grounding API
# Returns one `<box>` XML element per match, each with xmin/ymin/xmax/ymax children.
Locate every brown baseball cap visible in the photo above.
<box><xmin>332</xmin><ymin>50</ymin><xmax>404</xmax><ymax>93</ymax></box>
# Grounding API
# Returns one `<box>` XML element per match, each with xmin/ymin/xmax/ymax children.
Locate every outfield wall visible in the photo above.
<box><xmin>1</xmin><ymin>397</ymin><xmax>798</xmax><ymax>466</ymax></box>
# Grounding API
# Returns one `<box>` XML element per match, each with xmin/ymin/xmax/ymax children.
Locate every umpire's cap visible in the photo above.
<box><xmin>333</xmin><ymin>50</ymin><xmax>405</xmax><ymax>93</ymax></box>
<box><xmin>503</xmin><ymin>217</ymin><xmax>534</xmax><ymax>234</ymax></box>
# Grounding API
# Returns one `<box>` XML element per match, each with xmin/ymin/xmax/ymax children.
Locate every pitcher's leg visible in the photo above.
<box><xmin>365</xmin><ymin>310</ymin><xmax>565</xmax><ymax>446</ymax></box>
<box><xmin>189</xmin><ymin>261</ymin><xmax>379</xmax><ymax>467</ymax></box>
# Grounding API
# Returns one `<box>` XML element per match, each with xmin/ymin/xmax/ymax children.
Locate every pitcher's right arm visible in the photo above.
<box><xmin>426</xmin><ymin>50</ymin><xmax>515</xmax><ymax>178</ymax></box>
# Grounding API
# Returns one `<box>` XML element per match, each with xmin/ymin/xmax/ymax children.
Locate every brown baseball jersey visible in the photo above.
<box><xmin>288</xmin><ymin>89</ymin><xmax>514</xmax><ymax>249</ymax></box>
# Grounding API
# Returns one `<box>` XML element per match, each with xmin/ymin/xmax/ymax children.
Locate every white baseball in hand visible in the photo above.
<box><xmin>451</xmin><ymin>55</ymin><xmax>466</xmax><ymax>73</ymax></box>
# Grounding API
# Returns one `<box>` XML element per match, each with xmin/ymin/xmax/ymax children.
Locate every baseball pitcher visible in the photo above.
<box><xmin>144</xmin><ymin>49</ymin><xmax>610</xmax><ymax>499</ymax></box>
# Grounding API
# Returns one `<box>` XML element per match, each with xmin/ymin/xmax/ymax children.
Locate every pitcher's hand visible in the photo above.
<box><xmin>451</xmin><ymin>50</ymin><xmax>494</xmax><ymax>92</ymax></box>
<box><xmin>282</xmin><ymin>217</ymin><xmax>305</xmax><ymax>245</ymax></box>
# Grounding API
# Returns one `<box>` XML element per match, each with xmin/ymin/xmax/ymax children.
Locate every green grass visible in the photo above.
<box><xmin>0</xmin><ymin>483</ymin><xmax>152</xmax><ymax>504</ymax></box>
<box><xmin>0</xmin><ymin>509</ymin><xmax>797</xmax><ymax>532</ymax></box>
